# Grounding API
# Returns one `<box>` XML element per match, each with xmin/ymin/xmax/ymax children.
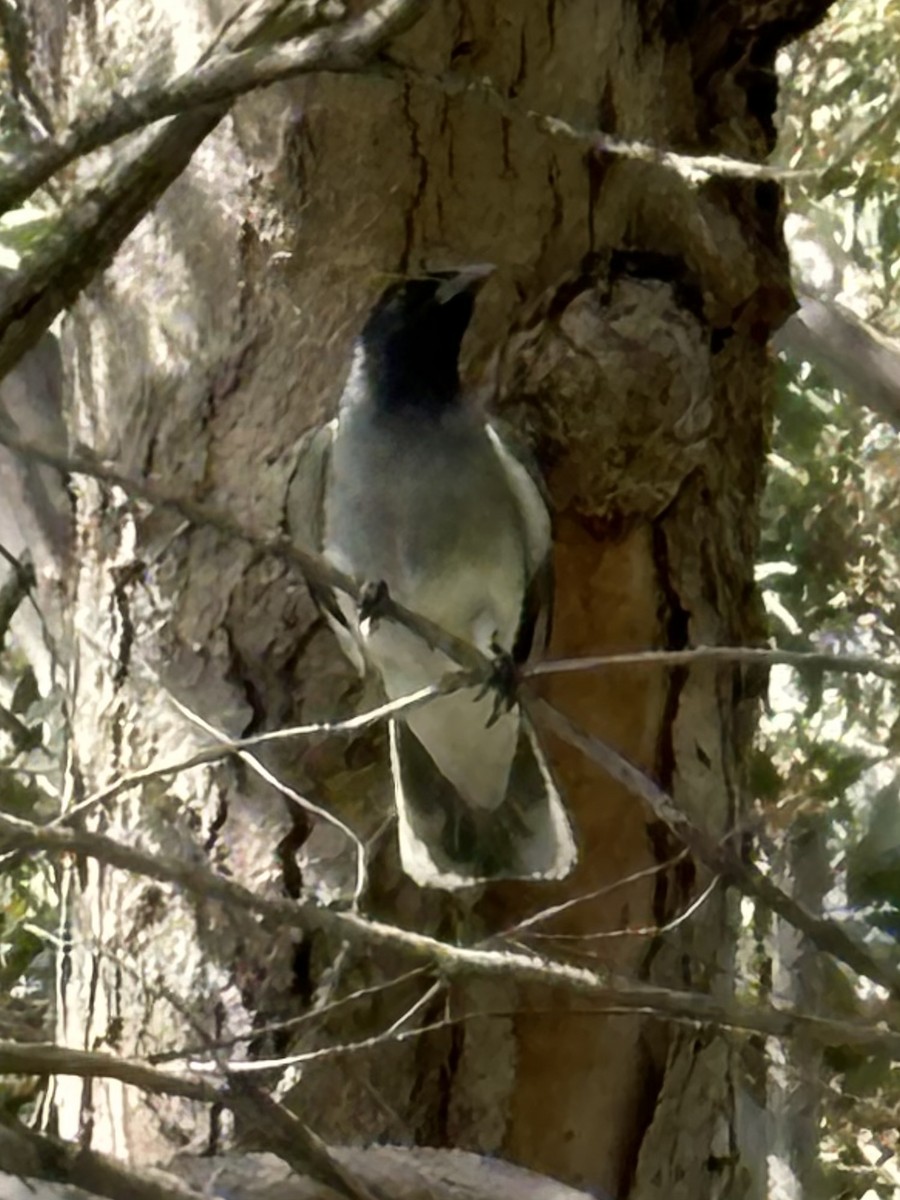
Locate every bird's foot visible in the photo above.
<box><xmin>477</xmin><ymin>638</ymin><xmax>519</xmax><ymax>727</ymax></box>
<box><xmin>358</xmin><ymin>579</ymin><xmax>391</xmax><ymax>630</ymax></box>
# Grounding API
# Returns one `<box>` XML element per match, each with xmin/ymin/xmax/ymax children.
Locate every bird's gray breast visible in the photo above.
<box><xmin>323</xmin><ymin>407</ymin><xmax>528</xmax><ymax>653</ymax></box>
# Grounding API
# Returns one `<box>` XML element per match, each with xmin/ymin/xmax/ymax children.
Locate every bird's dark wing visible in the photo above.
<box><xmin>284</xmin><ymin>418</ymin><xmax>349</xmax><ymax>630</ymax></box>
<box><xmin>485</xmin><ymin>420</ymin><xmax>554</xmax><ymax>663</ymax></box>
<box><xmin>514</xmin><ymin>550</ymin><xmax>553</xmax><ymax>664</ymax></box>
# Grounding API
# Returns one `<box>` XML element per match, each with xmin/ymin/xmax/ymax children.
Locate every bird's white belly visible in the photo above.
<box><xmin>323</xmin><ymin>411</ymin><xmax>531</xmax><ymax>807</ymax></box>
<box><xmin>325</xmin><ymin>416</ymin><xmax>528</xmax><ymax>654</ymax></box>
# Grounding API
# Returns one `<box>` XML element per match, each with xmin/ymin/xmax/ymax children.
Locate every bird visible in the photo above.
<box><xmin>286</xmin><ymin>267</ymin><xmax>577</xmax><ymax>889</ymax></box>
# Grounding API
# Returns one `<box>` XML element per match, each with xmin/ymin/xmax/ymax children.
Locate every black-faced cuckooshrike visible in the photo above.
<box><xmin>287</xmin><ymin>269</ymin><xmax>576</xmax><ymax>889</ymax></box>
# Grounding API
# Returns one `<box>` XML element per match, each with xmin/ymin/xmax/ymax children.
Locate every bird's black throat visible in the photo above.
<box><xmin>356</xmin><ymin>276</ymin><xmax>476</xmax><ymax>416</ymax></box>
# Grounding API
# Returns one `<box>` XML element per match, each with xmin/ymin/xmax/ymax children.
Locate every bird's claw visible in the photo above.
<box><xmin>358</xmin><ymin>579</ymin><xmax>390</xmax><ymax>628</ymax></box>
<box><xmin>477</xmin><ymin>639</ymin><xmax>519</xmax><ymax>727</ymax></box>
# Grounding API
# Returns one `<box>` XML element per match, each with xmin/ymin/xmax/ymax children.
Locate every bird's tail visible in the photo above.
<box><xmin>388</xmin><ymin>709</ymin><xmax>576</xmax><ymax>889</ymax></box>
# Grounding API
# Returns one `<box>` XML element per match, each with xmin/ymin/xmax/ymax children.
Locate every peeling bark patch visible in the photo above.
<box><xmin>498</xmin><ymin>279</ymin><xmax>713</xmax><ymax>522</ymax></box>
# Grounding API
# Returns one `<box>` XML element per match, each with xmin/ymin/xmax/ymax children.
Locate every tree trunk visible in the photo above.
<box><xmin>22</xmin><ymin>0</ymin><xmax>832</xmax><ymax>1195</ymax></box>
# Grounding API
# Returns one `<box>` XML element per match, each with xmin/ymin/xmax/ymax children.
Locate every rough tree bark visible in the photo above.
<box><xmin>14</xmin><ymin>0</ymin><xmax>833</xmax><ymax>1196</ymax></box>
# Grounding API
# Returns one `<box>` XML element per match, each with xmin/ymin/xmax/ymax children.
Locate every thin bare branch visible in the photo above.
<box><xmin>194</xmin><ymin>1008</ymin><xmax>475</xmax><ymax>1076</ymax></box>
<box><xmin>224</xmin><ymin>1076</ymin><xmax>387</xmax><ymax>1200</ymax></box>
<box><xmin>520</xmin><ymin>876</ymin><xmax>721</xmax><ymax>943</ymax></box>
<box><xmin>0</xmin><ymin>1116</ymin><xmax>207</xmax><ymax>1200</ymax></box>
<box><xmin>148</xmin><ymin>967</ymin><xmax>428</xmax><ymax>1064</ymax></box>
<box><xmin>4</xmin><ymin>426</ymin><xmax>895</xmax><ymax>702</ymax></box>
<box><xmin>166</xmin><ymin>690</ymin><xmax>370</xmax><ymax>907</ymax></box>
<box><xmin>0</xmin><ymin>1049</ymin><xmax>380</xmax><ymax>1200</ymax></box>
<box><xmin>1</xmin><ymin>34</ymin><xmax>840</xmax><ymax>227</ymax></box>
<box><xmin>54</xmin><ymin>682</ymin><xmax>447</xmax><ymax>829</ymax></box>
<box><xmin>0</xmin><ymin>425</ymin><xmax>490</xmax><ymax>676</ymax></box>
<box><xmin>386</xmin><ymin>63</ymin><xmax>821</xmax><ymax>184</ymax></box>
<box><xmin>0</xmin><ymin>1039</ymin><xmax>217</xmax><ymax>1102</ymax></box>
<box><xmin>529</xmin><ymin>644</ymin><xmax>900</xmax><ymax>684</ymax></box>
<box><xmin>498</xmin><ymin>850</ymin><xmax>689</xmax><ymax>938</ymax></box>
<box><xmin>533</xmin><ymin>698</ymin><xmax>900</xmax><ymax>997</ymax></box>
<box><xmin>0</xmin><ymin>545</ymin><xmax>34</xmax><ymax>647</ymax></box>
<box><xmin>0</xmin><ymin>0</ymin><xmax>430</xmax><ymax>382</ymax></box>
<box><xmin>2</xmin><ymin>808</ymin><xmax>900</xmax><ymax>1054</ymax></box>
<box><xmin>0</xmin><ymin>0</ymin><xmax>426</xmax><ymax>216</ymax></box>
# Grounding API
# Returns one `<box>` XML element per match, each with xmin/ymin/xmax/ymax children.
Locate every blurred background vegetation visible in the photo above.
<box><xmin>761</xmin><ymin>1</ymin><xmax>900</xmax><ymax>1192</ymax></box>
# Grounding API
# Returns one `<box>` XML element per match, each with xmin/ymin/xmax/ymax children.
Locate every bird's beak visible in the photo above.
<box><xmin>432</xmin><ymin>263</ymin><xmax>496</xmax><ymax>305</ymax></box>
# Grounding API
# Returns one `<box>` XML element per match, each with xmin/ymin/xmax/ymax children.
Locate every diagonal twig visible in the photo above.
<box><xmin>0</xmin><ymin>1115</ymin><xmax>207</xmax><ymax>1200</ymax></box>
<box><xmin>532</xmin><ymin>698</ymin><xmax>900</xmax><ymax>997</ymax></box>
<box><xmin>50</xmin><ymin>682</ymin><xmax>447</xmax><ymax>831</ymax></box>
<box><xmin>3</xmin><ymin>810</ymin><xmax>900</xmax><ymax>1053</ymax></box>
<box><xmin>0</xmin><ymin>0</ymin><xmax>426</xmax><ymax>217</ymax></box>
<box><xmin>0</xmin><ymin>0</ymin><xmax>429</xmax><ymax>380</ymax></box>
<box><xmin>225</xmin><ymin>1075</ymin><xmax>388</xmax><ymax>1200</ymax></box>
<box><xmin>0</xmin><ymin>424</ymin><xmax>491</xmax><ymax>674</ymax></box>
<box><xmin>529</xmin><ymin>643</ymin><xmax>900</xmax><ymax>684</ymax></box>
<box><xmin>0</xmin><ymin>545</ymin><xmax>35</xmax><ymax>648</ymax></box>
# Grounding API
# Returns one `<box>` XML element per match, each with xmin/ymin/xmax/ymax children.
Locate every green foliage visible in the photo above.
<box><xmin>765</xmin><ymin>1</ymin><xmax>900</xmax><ymax>1190</ymax></box>
<box><xmin>778</xmin><ymin>0</ymin><xmax>900</xmax><ymax>321</ymax></box>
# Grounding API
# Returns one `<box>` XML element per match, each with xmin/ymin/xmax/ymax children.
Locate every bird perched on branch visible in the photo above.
<box><xmin>287</xmin><ymin>267</ymin><xmax>576</xmax><ymax>889</ymax></box>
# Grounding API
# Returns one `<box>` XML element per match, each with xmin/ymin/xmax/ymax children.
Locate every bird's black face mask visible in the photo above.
<box><xmin>358</xmin><ymin>274</ymin><xmax>480</xmax><ymax>413</ymax></box>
